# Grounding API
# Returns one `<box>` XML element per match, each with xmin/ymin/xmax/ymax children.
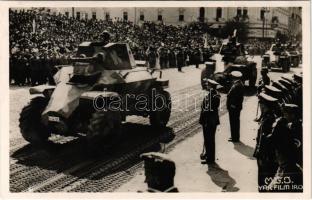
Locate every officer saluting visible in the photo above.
<box><xmin>199</xmin><ymin>79</ymin><xmax>221</xmax><ymax>164</ymax></box>
<box><xmin>227</xmin><ymin>71</ymin><xmax>244</xmax><ymax>142</ymax></box>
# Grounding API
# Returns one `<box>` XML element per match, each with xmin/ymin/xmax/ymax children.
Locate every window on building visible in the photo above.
<box><xmin>179</xmin><ymin>9</ymin><xmax>184</xmax><ymax>21</ymax></box>
<box><xmin>260</xmin><ymin>9</ymin><xmax>265</xmax><ymax>20</ymax></box>
<box><xmin>140</xmin><ymin>12</ymin><xmax>144</xmax><ymax>21</ymax></box>
<box><xmin>237</xmin><ymin>8</ymin><xmax>242</xmax><ymax>16</ymax></box>
<box><xmin>179</xmin><ymin>14</ymin><xmax>184</xmax><ymax>21</ymax></box>
<box><xmin>216</xmin><ymin>7</ymin><xmax>222</xmax><ymax>20</ymax></box>
<box><xmin>92</xmin><ymin>12</ymin><xmax>96</xmax><ymax>20</ymax></box>
<box><xmin>158</xmin><ymin>14</ymin><xmax>163</xmax><ymax>21</ymax></box>
<box><xmin>157</xmin><ymin>9</ymin><xmax>163</xmax><ymax>21</ymax></box>
<box><xmin>123</xmin><ymin>12</ymin><xmax>128</xmax><ymax>21</ymax></box>
<box><xmin>65</xmin><ymin>12</ymin><xmax>69</xmax><ymax>18</ymax></box>
<box><xmin>243</xmin><ymin>8</ymin><xmax>248</xmax><ymax>16</ymax></box>
<box><xmin>76</xmin><ymin>12</ymin><xmax>80</xmax><ymax>20</ymax></box>
<box><xmin>199</xmin><ymin>7</ymin><xmax>205</xmax><ymax>22</ymax></box>
<box><xmin>105</xmin><ymin>12</ymin><xmax>110</xmax><ymax>21</ymax></box>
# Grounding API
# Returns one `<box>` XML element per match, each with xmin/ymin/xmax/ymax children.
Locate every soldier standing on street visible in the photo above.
<box><xmin>227</xmin><ymin>71</ymin><xmax>244</xmax><ymax>142</ymax></box>
<box><xmin>253</xmin><ymin>93</ymin><xmax>279</xmax><ymax>192</ymax></box>
<box><xmin>199</xmin><ymin>79</ymin><xmax>221</xmax><ymax>164</ymax></box>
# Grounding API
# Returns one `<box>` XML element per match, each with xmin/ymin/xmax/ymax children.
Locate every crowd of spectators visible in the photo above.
<box><xmin>9</xmin><ymin>8</ymin><xmax>272</xmax><ymax>86</ymax></box>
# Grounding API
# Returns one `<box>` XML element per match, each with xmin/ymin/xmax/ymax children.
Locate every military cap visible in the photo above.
<box><xmin>281</xmin><ymin>75</ymin><xmax>295</xmax><ymax>85</ymax></box>
<box><xmin>207</xmin><ymin>79</ymin><xmax>220</xmax><ymax>86</ymax></box>
<box><xmin>264</xmin><ymin>85</ymin><xmax>282</xmax><ymax>100</ymax></box>
<box><xmin>272</xmin><ymin>81</ymin><xmax>288</xmax><ymax>92</ymax></box>
<box><xmin>278</xmin><ymin>79</ymin><xmax>292</xmax><ymax>90</ymax></box>
<box><xmin>258</xmin><ymin>92</ymin><xmax>278</xmax><ymax>106</ymax></box>
<box><xmin>231</xmin><ymin>71</ymin><xmax>242</xmax><ymax>78</ymax></box>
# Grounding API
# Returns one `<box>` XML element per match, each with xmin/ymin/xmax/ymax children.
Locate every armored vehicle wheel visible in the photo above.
<box><xmin>19</xmin><ymin>97</ymin><xmax>51</xmax><ymax>145</ymax></box>
<box><xmin>87</xmin><ymin>110</ymin><xmax>122</xmax><ymax>151</ymax></box>
<box><xmin>150</xmin><ymin>90</ymin><xmax>171</xmax><ymax>128</ymax></box>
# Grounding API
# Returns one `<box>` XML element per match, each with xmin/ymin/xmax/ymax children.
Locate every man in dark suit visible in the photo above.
<box><xmin>199</xmin><ymin>79</ymin><xmax>221</xmax><ymax>164</ymax></box>
<box><xmin>227</xmin><ymin>71</ymin><xmax>244</xmax><ymax>142</ymax></box>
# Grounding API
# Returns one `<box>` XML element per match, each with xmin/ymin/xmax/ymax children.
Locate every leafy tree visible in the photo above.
<box><xmin>208</xmin><ymin>18</ymin><xmax>249</xmax><ymax>43</ymax></box>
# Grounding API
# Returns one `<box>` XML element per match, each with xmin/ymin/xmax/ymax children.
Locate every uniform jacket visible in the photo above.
<box><xmin>226</xmin><ymin>80</ymin><xmax>244</xmax><ymax>110</ymax></box>
<box><xmin>271</xmin><ymin>117</ymin><xmax>297</xmax><ymax>167</ymax></box>
<box><xmin>253</xmin><ymin>112</ymin><xmax>276</xmax><ymax>159</ymax></box>
<box><xmin>199</xmin><ymin>89</ymin><xmax>220</xmax><ymax>126</ymax></box>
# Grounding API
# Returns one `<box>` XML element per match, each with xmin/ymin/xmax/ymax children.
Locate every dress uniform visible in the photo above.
<box><xmin>227</xmin><ymin>71</ymin><xmax>244</xmax><ymax>142</ymax></box>
<box><xmin>253</xmin><ymin>93</ymin><xmax>279</xmax><ymax>192</ymax></box>
<box><xmin>199</xmin><ymin>79</ymin><xmax>221</xmax><ymax>163</ymax></box>
<box><xmin>268</xmin><ymin>104</ymin><xmax>303</xmax><ymax>192</ymax></box>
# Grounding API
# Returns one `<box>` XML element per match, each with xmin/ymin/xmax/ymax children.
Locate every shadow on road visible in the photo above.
<box><xmin>11</xmin><ymin>123</ymin><xmax>175</xmax><ymax>181</ymax></box>
<box><xmin>207</xmin><ymin>163</ymin><xmax>239</xmax><ymax>192</ymax></box>
<box><xmin>234</xmin><ymin>142</ymin><xmax>256</xmax><ymax>160</ymax></box>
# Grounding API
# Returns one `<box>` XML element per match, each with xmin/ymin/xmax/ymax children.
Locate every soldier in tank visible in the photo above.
<box><xmin>97</xmin><ymin>30</ymin><xmax>111</xmax><ymax>46</ymax></box>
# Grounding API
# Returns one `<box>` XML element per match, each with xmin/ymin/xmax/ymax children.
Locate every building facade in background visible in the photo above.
<box><xmin>25</xmin><ymin>7</ymin><xmax>302</xmax><ymax>39</ymax></box>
